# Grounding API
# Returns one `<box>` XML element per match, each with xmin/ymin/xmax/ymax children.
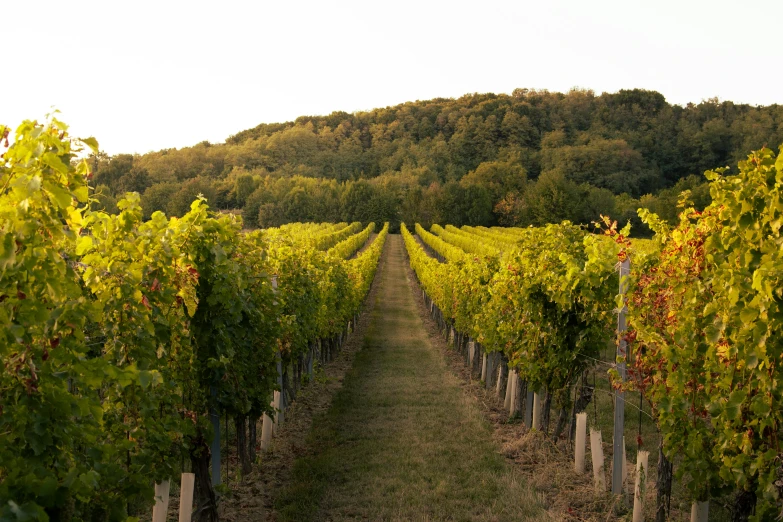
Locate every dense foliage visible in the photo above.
<box><xmin>621</xmin><ymin>147</ymin><xmax>783</xmax><ymax>519</ymax></box>
<box><xmin>403</xmin><ymin>145</ymin><xmax>783</xmax><ymax>518</ymax></box>
<box><xmin>89</xmin><ymin>89</ymin><xmax>783</xmax><ymax>232</ymax></box>
<box><xmin>402</xmin><ymin>221</ymin><xmax>619</xmax><ymax>430</ymax></box>
<box><xmin>0</xmin><ymin>119</ymin><xmax>386</xmax><ymax>521</ymax></box>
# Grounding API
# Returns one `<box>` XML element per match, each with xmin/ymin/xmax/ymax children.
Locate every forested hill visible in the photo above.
<box><xmin>91</xmin><ymin>88</ymin><xmax>783</xmax><ymax>232</ymax></box>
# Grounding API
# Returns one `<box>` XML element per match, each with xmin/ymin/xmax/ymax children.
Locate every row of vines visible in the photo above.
<box><xmin>0</xmin><ymin>118</ymin><xmax>387</xmax><ymax>522</ymax></box>
<box><xmin>401</xmin><ymin>147</ymin><xmax>783</xmax><ymax>521</ymax></box>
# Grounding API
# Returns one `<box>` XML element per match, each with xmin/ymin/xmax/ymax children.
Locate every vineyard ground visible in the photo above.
<box><xmin>216</xmin><ymin>232</ymin><xmax>389</xmax><ymax>521</ymax></box>
<box><xmin>269</xmin><ymin>234</ymin><xmax>546</xmax><ymax>521</ymax></box>
<box><xmin>406</xmin><ymin>253</ymin><xmax>626</xmax><ymax>521</ymax></box>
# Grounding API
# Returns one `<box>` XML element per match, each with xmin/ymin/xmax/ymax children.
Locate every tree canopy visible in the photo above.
<box><xmin>88</xmin><ymin>88</ymin><xmax>783</xmax><ymax>232</ymax></box>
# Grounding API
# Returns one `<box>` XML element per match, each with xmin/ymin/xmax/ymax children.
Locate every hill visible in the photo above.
<box><xmin>89</xmin><ymin>88</ymin><xmax>783</xmax><ymax>232</ymax></box>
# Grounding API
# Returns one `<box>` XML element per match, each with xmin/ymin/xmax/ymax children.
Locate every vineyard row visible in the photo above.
<box><xmin>0</xmin><ymin>119</ymin><xmax>388</xmax><ymax>521</ymax></box>
<box><xmin>401</xmin><ymin>146</ymin><xmax>783</xmax><ymax>520</ymax></box>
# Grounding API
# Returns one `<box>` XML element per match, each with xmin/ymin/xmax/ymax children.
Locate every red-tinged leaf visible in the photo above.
<box><xmin>142</xmin><ymin>295</ymin><xmax>151</xmax><ymax>309</ymax></box>
<box><xmin>16</xmin><ymin>290</ymin><xmax>26</xmax><ymax>300</ymax></box>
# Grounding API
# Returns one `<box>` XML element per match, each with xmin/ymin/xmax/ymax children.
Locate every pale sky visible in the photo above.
<box><xmin>2</xmin><ymin>0</ymin><xmax>780</xmax><ymax>155</ymax></box>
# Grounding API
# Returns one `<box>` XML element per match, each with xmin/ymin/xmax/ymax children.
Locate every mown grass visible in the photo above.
<box><xmin>275</xmin><ymin>235</ymin><xmax>546</xmax><ymax>522</ymax></box>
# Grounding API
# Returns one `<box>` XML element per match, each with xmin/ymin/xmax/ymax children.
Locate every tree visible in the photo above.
<box><xmin>141</xmin><ymin>182</ymin><xmax>179</xmax><ymax>219</ymax></box>
<box><xmin>93</xmin><ymin>153</ymin><xmax>134</xmax><ymax>193</ymax></box>
<box><xmin>88</xmin><ymin>88</ymin><xmax>783</xmax><ymax>230</ymax></box>
<box><xmin>91</xmin><ymin>184</ymin><xmax>119</xmax><ymax>213</ymax></box>
<box><xmin>340</xmin><ymin>180</ymin><xmax>376</xmax><ymax>222</ymax></box>
<box><xmin>234</xmin><ymin>173</ymin><xmax>256</xmax><ymax>207</ymax></box>
<box><xmin>525</xmin><ymin>171</ymin><xmax>582</xmax><ymax>225</ymax></box>
<box><xmin>281</xmin><ymin>186</ymin><xmax>315</xmax><ymax>223</ymax></box>
<box><xmin>539</xmin><ymin>137</ymin><xmax>660</xmax><ymax>196</ymax></box>
<box><xmin>115</xmin><ymin>166</ymin><xmax>151</xmax><ymax>194</ymax></box>
<box><xmin>434</xmin><ymin>182</ymin><xmax>493</xmax><ymax>227</ymax></box>
<box><xmin>167</xmin><ymin>178</ymin><xmax>219</xmax><ymax>217</ymax></box>
<box><xmin>460</xmin><ymin>158</ymin><xmax>527</xmax><ymax>203</ymax></box>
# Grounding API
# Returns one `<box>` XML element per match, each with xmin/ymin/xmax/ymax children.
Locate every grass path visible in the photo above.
<box><xmin>274</xmin><ymin>234</ymin><xmax>546</xmax><ymax>521</ymax></box>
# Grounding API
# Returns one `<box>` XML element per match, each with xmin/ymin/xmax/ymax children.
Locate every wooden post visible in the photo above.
<box><xmin>613</xmin><ymin>257</ymin><xmax>630</xmax><ymax>495</ymax></box>
<box><xmin>512</xmin><ymin>374</ymin><xmax>523</xmax><ymax>417</ymax></box>
<box><xmin>272</xmin><ymin>274</ymin><xmax>285</xmax><ymax>422</ymax></box>
<box><xmin>632</xmin><ymin>451</ymin><xmax>649</xmax><ymax>522</ymax></box>
<box><xmin>209</xmin><ymin>387</ymin><xmax>220</xmax><ymax>486</ymax></box>
<box><xmin>276</xmin><ymin>355</ymin><xmax>284</xmax><ymax>421</ymax></box>
<box><xmin>481</xmin><ymin>353</ymin><xmax>487</xmax><ymax>382</ymax></box>
<box><xmin>486</xmin><ymin>352</ymin><xmax>499</xmax><ymax>389</ymax></box>
<box><xmin>273</xmin><ymin>390</ymin><xmax>281</xmax><ymax>434</ymax></box>
<box><xmin>532</xmin><ymin>392</ymin><xmax>541</xmax><ymax>430</ymax></box>
<box><xmin>260</xmin><ymin>412</ymin><xmax>273</xmax><ymax>451</ymax></box>
<box><xmin>524</xmin><ymin>389</ymin><xmax>534</xmax><ymax>428</ymax></box>
<box><xmin>496</xmin><ymin>364</ymin><xmax>504</xmax><ymax>397</ymax></box>
<box><xmin>468</xmin><ymin>341</ymin><xmax>475</xmax><ymax>369</ymax></box>
<box><xmin>178</xmin><ymin>473</ymin><xmax>195</xmax><ymax>522</ymax></box>
<box><xmin>590</xmin><ymin>428</ymin><xmax>606</xmax><ymax>492</ymax></box>
<box><xmin>509</xmin><ymin>371</ymin><xmax>518</xmax><ymax>414</ymax></box>
<box><xmin>504</xmin><ymin>369</ymin><xmax>514</xmax><ymax>409</ymax></box>
<box><xmin>690</xmin><ymin>501</ymin><xmax>709</xmax><ymax>522</ymax></box>
<box><xmin>151</xmin><ymin>480</ymin><xmax>170</xmax><ymax>522</ymax></box>
<box><xmin>261</xmin><ymin>392</ymin><xmax>274</xmax><ymax>451</ymax></box>
<box><xmin>574</xmin><ymin>412</ymin><xmax>587</xmax><ymax>473</ymax></box>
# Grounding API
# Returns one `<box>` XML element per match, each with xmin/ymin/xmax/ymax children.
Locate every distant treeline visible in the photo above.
<box><xmin>90</xmin><ymin>88</ymin><xmax>783</xmax><ymax>232</ymax></box>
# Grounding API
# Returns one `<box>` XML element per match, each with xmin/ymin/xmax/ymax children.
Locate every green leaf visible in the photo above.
<box><xmin>39</xmin><ymin>475</ymin><xmax>58</xmax><ymax>500</ymax></box>
<box><xmin>740</xmin><ymin>307</ymin><xmax>758</xmax><ymax>323</ymax></box>
<box><xmin>7</xmin><ymin>501</ymin><xmax>48</xmax><ymax>521</ymax></box>
<box><xmin>76</xmin><ymin>235</ymin><xmax>93</xmax><ymax>255</ymax></box>
<box><xmin>750</xmin><ymin>396</ymin><xmax>771</xmax><ymax>417</ymax></box>
<box><xmin>73</xmin><ymin>185</ymin><xmax>89</xmax><ymax>203</ymax></box>
<box><xmin>9</xmin><ymin>324</ymin><xmax>25</xmax><ymax>340</ymax></box>
<box><xmin>0</xmin><ymin>232</ymin><xmax>17</xmax><ymax>272</ymax></box>
<box><xmin>43</xmin><ymin>181</ymin><xmax>72</xmax><ymax>209</ymax></box>
<box><xmin>42</xmin><ymin>151</ymin><xmax>69</xmax><ymax>175</ymax></box>
<box><xmin>725</xmin><ymin>389</ymin><xmax>747</xmax><ymax>421</ymax></box>
<box><xmin>139</xmin><ymin>370</ymin><xmax>153</xmax><ymax>389</ymax></box>
<box><xmin>705</xmin><ymin>325</ymin><xmax>721</xmax><ymax>344</ymax></box>
<box><xmin>81</xmin><ymin>136</ymin><xmax>99</xmax><ymax>153</ymax></box>
<box><xmin>90</xmin><ymin>403</ymin><xmax>104</xmax><ymax>423</ymax></box>
<box><xmin>728</xmin><ymin>286</ymin><xmax>740</xmax><ymax>306</ymax></box>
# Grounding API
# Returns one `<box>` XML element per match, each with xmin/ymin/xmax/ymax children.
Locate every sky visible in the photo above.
<box><xmin>2</xmin><ymin>0</ymin><xmax>781</xmax><ymax>155</ymax></box>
